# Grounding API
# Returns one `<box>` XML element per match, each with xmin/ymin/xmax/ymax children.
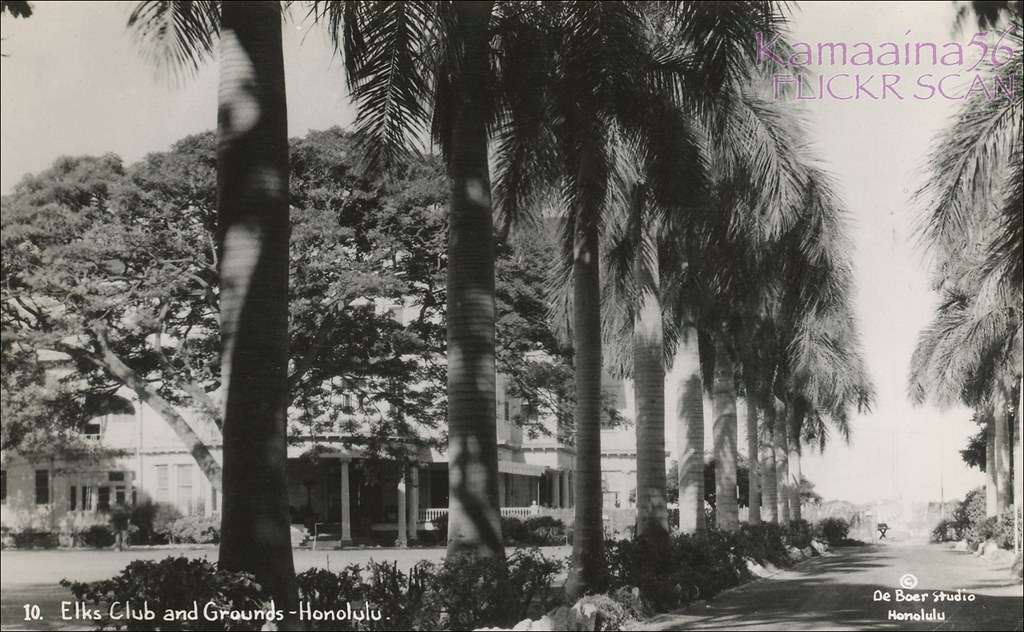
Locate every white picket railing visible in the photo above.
<box><xmin>418</xmin><ymin>506</ymin><xmax>573</xmax><ymax>522</ymax></box>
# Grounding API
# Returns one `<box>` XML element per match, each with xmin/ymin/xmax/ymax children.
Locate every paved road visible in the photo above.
<box><xmin>640</xmin><ymin>540</ymin><xmax>1023</xmax><ymax>631</ymax></box>
<box><xmin>0</xmin><ymin>545</ymin><xmax>571</xmax><ymax>630</ymax></box>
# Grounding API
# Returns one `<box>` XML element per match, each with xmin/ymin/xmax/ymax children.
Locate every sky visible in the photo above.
<box><xmin>0</xmin><ymin>2</ymin><xmax>988</xmax><ymax>505</ymax></box>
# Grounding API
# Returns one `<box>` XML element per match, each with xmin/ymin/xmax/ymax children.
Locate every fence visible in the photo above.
<box><xmin>419</xmin><ymin>506</ymin><xmax>574</xmax><ymax>523</ymax></box>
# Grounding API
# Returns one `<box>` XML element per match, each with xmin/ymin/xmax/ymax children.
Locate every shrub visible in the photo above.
<box><xmin>129</xmin><ymin>501</ymin><xmax>161</xmax><ymax>544</ymax></box>
<box><xmin>930</xmin><ymin>519</ymin><xmax>959</xmax><ymax>543</ymax></box>
<box><xmin>501</xmin><ymin>517</ymin><xmax>530</xmax><ymax>543</ymax></box>
<box><xmin>152</xmin><ymin>503</ymin><xmax>184</xmax><ymax>543</ymax></box>
<box><xmin>785</xmin><ymin>519</ymin><xmax>813</xmax><ymax>548</ymax></box>
<box><xmin>733</xmin><ymin>523</ymin><xmax>790</xmax><ymax>566</ymax></box>
<box><xmin>167</xmin><ymin>515</ymin><xmax>220</xmax><ymax>544</ymax></box>
<box><xmin>523</xmin><ymin>515</ymin><xmax>562</xmax><ymax>531</ymax></box>
<box><xmin>80</xmin><ymin>524</ymin><xmax>116</xmax><ymax>549</ymax></box>
<box><xmin>60</xmin><ymin>557</ymin><xmax>268</xmax><ymax>631</ymax></box>
<box><xmin>814</xmin><ymin>518</ymin><xmax>850</xmax><ymax>547</ymax></box>
<box><xmin>11</xmin><ymin>529</ymin><xmax>59</xmax><ymax>549</ymax></box>
<box><xmin>605</xmin><ymin>530</ymin><xmax>751</xmax><ymax>613</ymax></box>
<box><xmin>978</xmin><ymin>509</ymin><xmax>1022</xmax><ymax>550</ymax></box>
<box><xmin>296</xmin><ymin>561</ymin><xmax>431</xmax><ymax>631</ymax></box>
<box><xmin>954</xmin><ymin>487</ymin><xmax>987</xmax><ymax>548</ymax></box>
<box><xmin>415</xmin><ymin>548</ymin><xmax>564</xmax><ymax>630</ymax></box>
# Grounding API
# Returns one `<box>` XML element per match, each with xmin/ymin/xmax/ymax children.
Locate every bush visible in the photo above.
<box><xmin>167</xmin><ymin>515</ymin><xmax>220</xmax><ymax>544</ymax></box>
<box><xmin>152</xmin><ymin>503</ymin><xmax>185</xmax><ymax>543</ymax></box>
<box><xmin>297</xmin><ymin>561</ymin><xmax>431</xmax><ymax>631</ymax></box>
<box><xmin>814</xmin><ymin>518</ymin><xmax>850</xmax><ymax>547</ymax></box>
<box><xmin>978</xmin><ymin>509</ymin><xmax>1022</xmax><ymax>550</ymax></box>
<box><xmin>605</xmin><ymin>530</ymin><xmax>751</xmax><ymax>613</ymax></box>
<box><xmin>785</xmin><ymin>519</ymin><xmax>813</xmax><ymax>548</ymax></box>
<box><xmin>60</xmin><ymin>557</ymin><xmax>268</xmax><ymax>631</ymax></box>
<box><xmin>295</xmin><ymin>549</ymin><xmax>562</xmax><ymax>631</ymax></box>
<box><xmin>80</xmin><ymin>524</ymin><xmax>116</xmax><ymax>549</ymax></box>
<box><xmin>945</xmin><ymin>488</ymin><xmax>1020</xmax><ymax>551</ymax></box>
<box><xmin>733</xmin><ymin>523</ymin><xmax>790</xmax><ymax>566</ymax></box>
<box><xmin>955</xmin><ymin>487</ymin><xmax>988</xmax><ymax>548</ymax></box>
<box><xmin>11</xmin><ymin>529</ymin><xmax>59</xmax><ymax>549</ymax></box>
<box><xmin>931</xmin><ymin>519</ymin><xmax>960</xmax><ymax>543</ymax></box>
<box><xmin>416</xmin><ymin>548</ymin><xmax>564</xmax><ymax>630</ymax></box>
<box><xmin>501</xmin><ymin>517</ymin><xmax>530</xmax><ymax>543</ymax></box>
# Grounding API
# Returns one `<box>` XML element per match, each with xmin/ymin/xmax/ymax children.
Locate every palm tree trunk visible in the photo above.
<box><xmin>775</xmin><ymin>402</ymin><xmax>790</xmax><ymax>525</ymax></box>
<box><xmin>673</xmin><ymin>319</ymin><xmax>705</xmax><ymax>534</ymax></box>
<box><xmin>445</xmin><ymin>0</ymin><xmax>503</xmax><ymax>560</ymax></box>
<box><xmin>1015</xmin><ymin>375</ymin><xmax>1022</xmax><ymax>525</ymax></box>
<box><xmin>216</xmin><ymin>0</ymin><xmax>297</xmax><ymax>614</ymax></box>
<box><xmin>633</xmin><ymin>194</ymin><xmax>668</xmax><ymax>537</ymax></box>
<box><xmin>712</xmin><ymin>342</ymin><xmax>739</xmax><ymax>531</ymax></box>
<box><xmin>746</xmin><ymin>393</ymin><xmax>761</xmax><ymax>525</ymax></box>
<box><xmin>985</xmin><ymin>413</ymin><xmax>997</xmax><ymax>516</ymax></box>
<box><xmin>761</xmin><ymin>409</ymin><xmax>778</xmax><ymax>524</ymax></box>
<box><xmin>788</xmin><ymin>400</ymin><xmax>804</xmax><ymax>522</ymax></box>
<box><xmin>995</xmin><ymin>389</ymin><xmax>1012</xmax><ymax>514</ymax></box>
<box><xmin>568</xmin><ymin>142</ymin><xmax>606</xmax><ymax>598</ymax></box>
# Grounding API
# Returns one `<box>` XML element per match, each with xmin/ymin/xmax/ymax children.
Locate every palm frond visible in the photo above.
<box><xmin>127</xmin><ymin>1</ymin><xmax>221</xmax><ymax>82</ymax></box>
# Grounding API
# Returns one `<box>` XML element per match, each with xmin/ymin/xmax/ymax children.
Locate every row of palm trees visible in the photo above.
<box><xmin>125</xmin><ymin>0</ymin><xmax>873</xmax><ymax>612</ymax></box>
<box><xmin>908</xmin><ymin>3</ymin><xmax>1022</xmax><ymax>525</ymax></box>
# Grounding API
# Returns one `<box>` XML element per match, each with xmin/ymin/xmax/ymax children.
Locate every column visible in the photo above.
<box><xmin>552</xmin><ymin>472</ymin><xmax>561</xmax><ymax>508</ymax></box>
<box><xmin>396</xmin><ymin>468</ymin><xmax>408</xmax><ymax>547</ymax></box>
<box><xmin>340</xmin><ymin>460</ymin><xmax>352</xmax><ymax>545</ymax></box>
<box><xmin>407</xmin><ymin>465</ymin><xmax>419</xmax><ymax>542</ymax></box>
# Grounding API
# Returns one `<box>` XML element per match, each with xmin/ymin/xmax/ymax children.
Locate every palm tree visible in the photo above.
<box><xmin>128</xmin><ymin>0</ymin><xmax>298</xmax><ymax>610</ymax></box>
<box><xmin>214</xmin><ymin>2</ymin><xmax>297</xmax><ymax>610</ymax></box>
<box><xmin>329</xmin><ymin>0</ymin><xmax>562</xmax><ymax>559</ymax></box>
<box><xmin>909</xmin><ymin>13</ymin><xmax>1022</xmax><ymax>520</ymax></box>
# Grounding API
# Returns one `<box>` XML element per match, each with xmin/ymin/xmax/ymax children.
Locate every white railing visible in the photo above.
<box><xmin>418</xmin><ymin>506</ymin><xmax>574</xmax><ymax>522</ymax></box>
<box><xmin>420</xmin><ymin>507</ymin><xmax>448</xmax><ymax>522</ymax></box>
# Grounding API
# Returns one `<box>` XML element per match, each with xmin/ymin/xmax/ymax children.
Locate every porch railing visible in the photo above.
<box><xmin>419</xmin><ymin>506</ymin><xmax>574</xmax><ymax>523</ymax></box>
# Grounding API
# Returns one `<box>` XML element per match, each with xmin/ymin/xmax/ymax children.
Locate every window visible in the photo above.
<box><xmin>109</xmin><ymin>472</ymin><xmax>125</xmax><ymax>482</ymax></box>
<box><xmin>82</xmin><ymin>486</ymin><xmax>92</xmax><ymax>511</ymax></box>
<box><xmin>35</xmin><ymin>470</ymin><xmax>49</xmax><ymax>504</ymax></box>
<box><xmin>97</xmin><ymin>486</ymin><xmax>110</xmax><ymax>511</ymax></box>
<box><xmin>177</xmin><ymin>464</ymin><xmax>193</xmax><ymax>514</ymax></box>
<box><xmin>83</xmin><ymin>421</ymin><xmax>102</xmax><ymax>440</ymax></box>
<box><xmin>155</xmin><ymin>465</ymin><xmax>169</xmax><ymax>503</ymax></box>
<box><xmin>69</xmin><ymin>485</ymin><xmax>77</xmax><ymax>511</ymax></box>
<box><xmin>115</xmin><ymin>486</ymin><xmax>126</xmax><ymax>506</ymax></box>
<box><xmin>0</xmin><ymin>469</ymin><xmax>6</xmax><ymax>504</ymax></box>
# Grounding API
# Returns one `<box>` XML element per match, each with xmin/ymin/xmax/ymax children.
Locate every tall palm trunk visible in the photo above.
<box><xmin>788</xmin><ymin>400</ymin><xmax>804</xmax><ymax>522</ymax></box>
<box><xmin>216</xmin><ymin>0</ymin><xmax>297</xmax><ymax>613</ymax></box>
<box><xmin>746</xmin><ymin>393</ymin><xmax>761</xmax><ymax>525</ymax></box>
<box><xmin>995</xmin><ymin>389</ymin><xmax>1012</xmax><ymax>514</ymax></box>
<box><xmin>568</xmin><ymin>142</ymin><xmax>605</xmax><ymax>598</ymax></box>
<box><xmin>986</xmin><ymin>413</ymin><xmax>998</xmax><ymax>517</ymax></box>
<box><xmin>761</xmin><ymin>405</ymin><xmax>778</xmax><ymax>524</ymax></box>
<box><xmin>633</xmin><ymin>193</ymin><xmax>668</xmax><ymax>537</ymax></box>
<box><xmin>712</xmin><ymin>342</ymin><xmax>739</xmax><ymax>531</ymax></box>
<box><xmin>673</xmin><ymin>318</ymin><xmax>705</xmax><ymax>533</ymax></box>
<box><xmin>1016</xmin><ymin>376</ymin><xmax>1023</xmax><ymax>521</ymax></box>
<box><xmin>775</xmin><ymin>402</ymin><xmax>790</xmax><ymax>525</ymax></box>
<box><xmin>445</xmin><ymin>0</ymin><xmax>503</xmax><ymax>559</ymax></box>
